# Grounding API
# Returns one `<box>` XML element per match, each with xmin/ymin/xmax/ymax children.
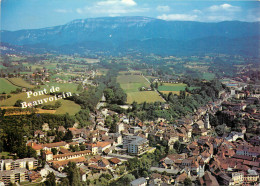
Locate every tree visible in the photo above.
<box><xmin>79</xmin><ymin>144</ymin><xmax>86</xmax><ymax>151</ymax></box>
<box><xmin>74</xmin><ymin>145</ymin><xmax>80</xmax><ymax>152</ymax></box>
<box><xmin>14</xmin><ymin>99</ymin><xmax>24</xmax><ymax>107</ymax></box>
<box><xmin>65</xmin><ymin>162</ymin><xmax>82</xmax><ymax>186</ymax></box>
<box><xmin>27</xmin><ymin>146</ymin><xmax>37</xmax><ymax>158</ymax></box>
<box><xmin>131</xmin><ymin>101</ymin><xmax>138</xmax><ymax>112</ymax></box>
<box><xmin>45</xmin><ymin>172</ymin><xmax>56</xmax><ymax>186</ymax></box>
<box><xmin>63</xmin><ymin>130</ymin><xmax>73</xmax><ymax>141</ymax></box>
<box><xmin>77</xmin><ymin>83</ymin><xmax>83</xmax><ymax>92</ymax></box>
<box><xmin>184</xmin><ymin>178</ymin><xmax>192</xmax><ymax>186</ymax></box>
<box><xmin>150</xmin><ymin>83</ymin><xmax>154</xmax><ymax>90</ymax></box>
<box><xmin>51</xmin><ymin>148</ymin><xmax>58</xmax><ymax>155</ymax></box>
<box><xmin>54</xmin><ymin>101</ymin><xmax>62</xmax><ymax>108</ymax></box>
<box><xmin>215</xmin><ymin>125</ymin><xmax>225</xmax><ymax>136</ymax></box>
<box><xmin>142</xmin><ymin>171</ymin><xmax>148</xmax><ymax>178</ymax></box>
<box><xmin>59</xmin><ymin>178</ymin><xmax>70</xmax><ymax>186</ymax></box>
<box><xmin>155</xmin><ymin>82</ymin><xmax>159</xmax><ymax>89</ymax></box>
<box><xmin>174</xmin><ymin>141</ymin><xmax>181</xmax><ymax>153</ymax></box>
<box><xmin>121</xmin><ymin>174</ymin><xmax>135</xmax><ymax>185</ymax></box>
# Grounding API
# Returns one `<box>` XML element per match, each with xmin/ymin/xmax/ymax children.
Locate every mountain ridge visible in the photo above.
<box><xmin>1</xmin><ymin>16</ymin><xmax>259</xmax><ymax>56</ymax></box>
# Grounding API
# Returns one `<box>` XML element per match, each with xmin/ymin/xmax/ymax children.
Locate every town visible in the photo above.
<box><xmin>0</xmin><ymin>53</ymin><xmax>259</xmax><ymax>185</ymax></box>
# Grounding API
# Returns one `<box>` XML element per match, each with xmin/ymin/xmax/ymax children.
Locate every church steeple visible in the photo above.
<box><xmin>204</xmin><ymin>112</ymin><xmax>211</xmax><ymax>129</ymax></box>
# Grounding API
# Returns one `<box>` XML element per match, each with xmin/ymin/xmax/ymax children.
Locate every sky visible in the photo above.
<box><xmin>1</xmin><ymin>0</ymin><xmax>260</xmax><ymax>31</ymax></box>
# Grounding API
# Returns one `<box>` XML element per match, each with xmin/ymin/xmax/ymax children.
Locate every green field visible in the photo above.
<box><xmin>7</xmin><ymin>78</ymin><xmax>34</xmax><ymax>89</ymax></box>
<box><xmin>41</xmin><ymin>82</ymin><xmax>80</xmax><ymax>93</ymax></box>
<box><xmin>158</xmin><ymin>83</ymin><xmax>188</xmax><ymax>91</ymax></box>
<box><xmin>0</xmin><ymin>65</ymin><xmax>7</xmax><ymax>69</ymax></box>
<box><xmin>0</xmin><ymin>92</ymin><xmax>80</xmax><ymax>115</ymax></box>
<box><xmin>0</xmin><ymin>151</ymin><xmax>13</xmax><ymax>159</ymax></box>
<box><xmin>117</xmin><ymin>74</ymin><xmax>164</xmax><ymax>104</ymax></box>
<box><xmin>0</xmin><ymin>78</ymin><xmax>19</xmax><ymax>93</ymax></box>
<box><xmin>127</xmin><ymin>91</ymin><xmax>164</xmax><ymax>104</ymax></box>
<box><xmin>22</xmin><ymin>64</ymin><xmax>43</xmax><ymax>71</ymax></box>
<box><xmin>0</xmin><ymin>93</ymin><xmax>56</xmax><ymax>106</ymax></box>
<box><xmin>117</xmin><ymin>75</ymin><xmax>148</xmax><ymax>84</ymax></box>
<box><xmin>23</xmin><ymin>62</ymin><xmax>57</xmax><ymax>70</ymax></box>
<box><xmin>158</xmin><ymin>83</ymin><xmax>200</xmax><ymax>95</ymax></box>
<box><xmin>202</xmin><ymin>73</ymin><xmax>215</xmax><ymax>80</ymax></box>
<box><xmin>55</xmin><ymin>100</ymin><xmax>81</xmax><ymax>115</ymax></box>
<box><xmin>44</xmin><ymin>63</ymin><xmax>58</xmax><ymax>69</ymax></box>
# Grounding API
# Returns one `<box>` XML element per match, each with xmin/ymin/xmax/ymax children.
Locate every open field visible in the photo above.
<box><xmin>0</xmin><ymin>65</ymin><xmax>7</xmax><ymax>69</ymax></box>
<box><xmin>1</xmin><ymin>95</ymin><xmax>80</xmax><ymax>115</ymax></box>
<box><xmin>55</xmin><ymin>100</ymin><xmax>81</xmax><ymax>115</ymax></box>
<box><xmin>0</xmin><ymin>151</ymin><xmax>13</xmax><ymax>159</ymax></box>
<box><xmin>202</xmin><ymin>73</ymin><xmax>215</xmax><ymax>80</ymax></box>
<box><xmin>44</xmin><ymin>63</ymin><xmax>58</xmax><ymax>69</ymax></box>
<box><xmin>120</xmin><ymin>83</ymin><xmax>148</xmax><ymax>93</ymax></box>
<box><xmin>127</xmin><ymin>91</ymin><xmax>164</xmax><ymax>104</ymax></box>
<box><xmin>0</xmin><ymin>78</ymin><xmax>19</xmax><ymax>93</ymax></box>
<box><xmin>160</xmin><ymin>91</ymin><xmax>181</xmax><ymax>95</ymax></box>
<box><xmin>0</xmin><ymin>106</ymin><xmax>56</xmax><ymax>115</ymax></box>
<box><xmin>158</xmin><ymin>83</ymin><xmax>188</xmax><ymax>91</ymax></box>
<box><xmin>22</xmin><ymin>63</ymin><xmax>44</xmax><ymax>71</ymax></box>
<box><xmin>41</xmin><ymin>82</ymin><xmax>79</xmax><ymax>93</ymax></box>
<box><xmin>0</xmin><ymin>93</ymin><xmax>58</xmax><ymax>106</ymax></box>
<box><xmin>117</xmin><ymin>74</ymin><xmax>164</xmax><ymax>104</ymax></box>
<box><xmin>6</xmin><ymin>78</ymin><xmax>34</xmax><ymax>89</ymax></box>
<box><xmin>23</xmin><ymin>62</ymin><xmax>57</xmax><ymax>70</ymax></box>
<box><xmin>119</xmin><ymin>70</ymin><xmax>143</xmax><ymax>75</ymax></box>
<box><xmin>158</xmin><ymin>83</ymin><xmax>200</xmax><ymax>95</ymax></box>
<box><xmin>117</xmin><ymin>75</ymin><xmax>148</xmax><ymax>85</ymax></box>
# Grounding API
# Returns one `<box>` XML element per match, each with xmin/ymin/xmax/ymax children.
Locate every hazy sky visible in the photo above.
<box><xmin>1</xmin><ymin>0</ymin><xmax>259</xmax><ymax>31</ymax></box>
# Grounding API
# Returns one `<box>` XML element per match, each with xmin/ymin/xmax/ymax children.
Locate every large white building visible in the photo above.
<box><xmin>123</xmin><ymin>135</ymin><xmax>149</xmax><ymax>156</ymax></box>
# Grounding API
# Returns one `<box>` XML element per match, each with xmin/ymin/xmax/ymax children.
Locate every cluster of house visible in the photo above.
<box><xmin>1</xmin><ymin>85</ymin><xmax>259</xmax><ymax>185</ymax></box>
<box><xmin>145</xmin><ymin>133</ymin><xmax>259</xmax><ymax>186</ymax></box>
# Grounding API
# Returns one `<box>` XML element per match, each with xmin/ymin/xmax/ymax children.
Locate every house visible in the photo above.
<box><xmin>27</xmin><ymin>142</ymin><xmax>43</xmax><ymax>156</ymax></box>
<box><xmin>199</xmin><ymin>171</ymin><xmax>219</xmax><ymax>186</ymax></box>
<box><xmin>159</xmin><ymin>154</ymin><xmax>186</xmax><ymax>169</ymax></box>
<box><xmin>68</xmin><ymin>128</ymin><xmax>82</xmax><ymax>138</ymax></box>
<box><xmin>51</xmin><ymin>150</ymin><xmax>91</xmax><ymax>161</ymax></box>
<box><xmin>130</xmin><ymin>177</ymin><xmax>147</xmax><ymax>186</ymax></box>
<box><xmin>108</xmin><ymin>158</ymin><xmax>121</xmax><ymax>166</ymax></box>
<box><xmin>42</xmin><ymin>151</ymin><xmax>53</xmax><ymax>161</ymax></box>
<box><xmin>116</xmin><ymin>123</ymin><xmax>124</xmax><ymax>133</ymax></box>
<box><xmin>42</xmin><ymin>141</ymin><xmax>69</xmax><ymax>151</ymax></box>
<box><xmin>193</xmin><ymin>120</ymin><xmax>205</xmax><ymax>129</ymax></box>
<box><xmin>225</xmin><ymin>131</ymin><xmax>244</xmax><ymax>142</ymax></box>
<box><xmin>34</xmin><ymin>130</ymin><xmax>45</xmax><ymax>138</ymax></box>
<box><xmin>27</xmin><ymin>171</ymin><xmax>41</xmax><ymax>182</ymax></box>
<box><xmin>175</xmin><ymin>172</ymin><xmax>189</xmax><ymax>185</ymax></box>
<box><xmin>129</xmin><ymin>126</ymin><xmax>142</xmax><ymax>134</ymax></box>
<box><xmin>231</xmin><ymin>172</ymin><xmax>244</xmax><ymax>185</ymax></box>
<box><xmin>243</xmin><ymin>169</ymin><xmax>259</xmax><ymax>183</ymax></box>
<box><xmin>168</xmin><ymin>135</ymin><xmax>179</xmax><ymax>149</ymax></box>
<box><xmin>98</xmin><ymin>158</ymin><xmax>110</xmax><ymax>168</ymax></box>
<box><xmin>236</xmin><ymin>145</ymin><xmax>260</xmax><ymax>157</ymax></box>
<box><xmin>218</xmin><ymin>173</ymin><xmax>233</xmax><ymax>186</ymax></box>
<box><xmin>86</xmin><ymin>141</ymin><xmax>112</xmax><ymax>154</ymax></box>
<box><xmin>42</xmin><ymin>123</ymin><xmax>50</xmax><ymax>131</ymax></box>
<box><xmin>52</xmin><ymin>157</ymin><xmax>86</xmax><ymax>172</ymax></box>
<box><xmin>57</xmin><ymin>126</ymin><xmax>66</xmax><ymax>133</ymax></box>
<box><xmin>250</xmin><ymin>136</ymin><xmax>260</xmax><ymax>146</ymax></box>
<box><xmin>108</xmin><ymin>133</ymin><xmax>123</xmax><ymax>144</ymax></box>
